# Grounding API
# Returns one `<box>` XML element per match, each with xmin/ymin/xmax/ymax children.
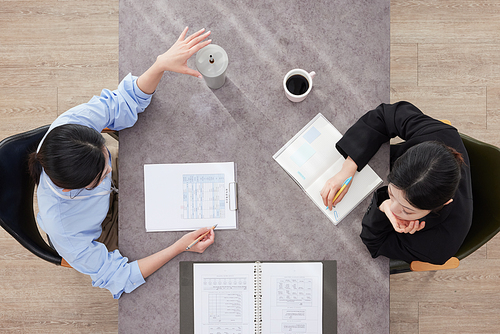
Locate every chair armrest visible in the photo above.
<box><xmin>101</xmin><ymin>128</ymin><xmax>119</xmax><ymax>141</ymax></box>
<box><xmin>410</xmin><ymin>257</ymin><xmax>459</xmax><ymax>272</ymax></box>
<box><xmin>60</xmin><ymin>258</ymin><xmax>72</xmax><ymax>268</ymax></box>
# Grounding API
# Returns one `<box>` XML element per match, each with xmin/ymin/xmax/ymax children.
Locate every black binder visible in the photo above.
<box><xmin>180</xmin><ymin>260</ymin><xmax>337</xmax><ymax>334</ymax></box>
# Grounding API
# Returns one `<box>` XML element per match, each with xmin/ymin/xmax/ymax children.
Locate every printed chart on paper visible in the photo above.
<box><xmin>183</xmin><ymin>174</ymin><xmax>226</xmax><ymax>219</ymax></box>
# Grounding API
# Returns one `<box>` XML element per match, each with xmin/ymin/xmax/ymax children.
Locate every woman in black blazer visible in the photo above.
<box><xmin>321</xmin><ymin>101</ymin><xmax>473</xmax><ymax>264</ymax></box>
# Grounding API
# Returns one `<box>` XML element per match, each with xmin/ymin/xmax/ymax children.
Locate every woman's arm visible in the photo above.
<box><xmin>137</xmin><ymin>227</ymin><xmax>215</xmax><ymax>279</ymax></box>
<box><xmin>321</xmin><ymin>102</ymin><xmax>457</xmax><ymax>208</ymax></box>
<box><xmin>136</xmin><ymin>27</ymin><xmax>211</xmax><ymax>94</ymax></box>
<box><xmin>337</xmin><ymin>101</ymin><xmax>454</xmax><ymax>171</ymax></box>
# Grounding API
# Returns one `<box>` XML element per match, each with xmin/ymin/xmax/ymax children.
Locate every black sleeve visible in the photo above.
<box><xmin>336</xmin><ymin>101</ymin><xmax>456</xmax><ymax>171</ymax></box>
<box><xmin>359</xmin><ymin>187</ymin><xmax>398</xmax><ymax>259</ymax></box>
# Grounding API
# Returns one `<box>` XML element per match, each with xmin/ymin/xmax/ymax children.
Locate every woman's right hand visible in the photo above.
<box><xmin>320</xmin><ymin>157</ymin><xmax>357</xmax><ymax>210</ymax></box>
<box><xmin>176</xmin><ymin>227</ymin><xmax>215</xmax><ymax>253</ymax></box>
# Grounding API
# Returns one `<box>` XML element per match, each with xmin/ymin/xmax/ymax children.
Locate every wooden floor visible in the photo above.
<box><xmin>1</xmin><ymin>0</ymin><xmax>499</xmax><ymax>333</ymax></box>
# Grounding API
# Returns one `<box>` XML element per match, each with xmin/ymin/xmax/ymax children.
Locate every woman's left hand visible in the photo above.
<box><xmin>379</xmin><ymin>199</ymin><xmax>426</xmax><ymax>234</ymax></box>
<box><xmin>155</xmin><ymin>27</ymin><xmax>211</xmax><ymax>77</ymax></box>
<box><xmin>396</xmin><ymin>219</ymin><xmax>426</xmax><ymax>234</ymax></box>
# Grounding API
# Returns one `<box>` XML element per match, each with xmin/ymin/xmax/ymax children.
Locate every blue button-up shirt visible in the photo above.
<box><xmin>36</xmin><ymin>74</ymin><xmax>152</xmax><ymax>298</ymax></box>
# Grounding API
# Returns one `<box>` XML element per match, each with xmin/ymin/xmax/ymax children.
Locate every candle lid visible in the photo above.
<box><xmin>196</xmin><ymin>44</ymin><xmax>228</xmax><ymax>77</ymax></box>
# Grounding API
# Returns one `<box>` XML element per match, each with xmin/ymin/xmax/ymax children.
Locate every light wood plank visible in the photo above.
<box><xmin>419</xmin><ymin>44</ymin><xmax>500</xmax><ymax>86</ymax></box>
<box><xmin>0</xmin><ymin>238</ymin><xmax>42</xmax><ymax>261</ymax></box>
<box><xmin>391</xmin><ymin>0</ymin><xmax>500</xmax><ymax>23</ymax></box>
<box><xmin>0</xmin><ymin>1</ymin><xmax>118</xmax><ymax>46</ymax></box>
<box><xmin>419</xmin><ymin>302</ymin><xmax>500</xmax><ymax>334</ymax></box>
<box><xmin>0</xmin><ymin>86</ymin><xmax>58</xmax><ymax>138</ymax></box>
<box><xmin>486</xmin><ymin>233</ymin><xmax>500</xmax><ymax>259</ymax></box>
<box><xmin>58</xmin><ymin>83</ymin><xmax>118</xmax><ymax>116</ymax></box>
<box><xmin>487</xmin><ymin>87</ymin><xmax>500</xmax><ymax>129</ymax></box>
<box><xmin>0</xmin><ymin>259</ymin><xmax>116</xmax><ymax>303</ymax></box>
<box><xmin>390</xmin><ymin>86</ymin><xmax>487</xmax><ymax>130</ymax></box>
<box><xmin>392</xmin><ymin>22</ymin><xmax>500</xmax><ymax>44</ymax></box>
<box><xmin>0</xmin><ymin>44</ymin><xmax>118</xmax><ymax>72</ymax></box>
<box><xmin>0</xmin><ymin>301</ymin><xmax>117</xmax><ymax>333</ymax></box>
<box><xmin>389</xmin><ymin>301</ymin><xmax>419</xmax><ymax>334</ymax></box>
<box><xmin>0</xmin><ymin>44</ymin><xmax>118</xmax><ymax>91</ymax></box>
<box><xmin>390</xmin><ymin>44</ymin><xmax>417</xmax><ymax>86</ymax></box>
<box><xmin>390</xmin><ymin>259</ymin><xmax>500</xmax><ymax>304</ymax></box>
<box><xmin>0</xmin><ymin>229</ymin><xmax>11</xmax><ymax>239</ymax></box>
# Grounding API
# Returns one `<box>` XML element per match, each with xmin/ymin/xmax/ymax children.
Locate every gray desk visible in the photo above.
<box><xmin>118</xmin><ymin>0</ymin><xmax>390</xmax><ymax>332</ymax></box>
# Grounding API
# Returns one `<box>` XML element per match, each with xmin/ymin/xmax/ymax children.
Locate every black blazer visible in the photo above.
<box><xmin>336</xmin><ymin>101</ymin><xmax>473</xmax><ymax>264</ymax></box>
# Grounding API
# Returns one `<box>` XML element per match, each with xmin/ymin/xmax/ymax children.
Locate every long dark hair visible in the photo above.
<box><xmin>29</xmin><ymin>124</ymin><xmax>106</xmax><ymax>190</ymax></box>
<box><xmin>387</xmin><ymin>141</ymin><xmax>464</xmax><ymax>210</ymax></box>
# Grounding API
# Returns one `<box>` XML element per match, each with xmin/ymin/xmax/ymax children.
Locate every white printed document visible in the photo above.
<box><xmin>144</xmin><ymin>162</ymin><xmax>237</xmax><ymax>232</ymax></box>
<box><xmin>192</xmin><ymin>262</ymin><xmax>324</xmax><ymax>334</ymax></box>
<box><xmin>273</xmin><ymin>113</ymin><xmax>382</xmax><ymax>225</ymax></box>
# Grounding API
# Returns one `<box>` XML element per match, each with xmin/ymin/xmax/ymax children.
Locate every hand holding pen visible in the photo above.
<box><xmin>320</xmin><ymin>157</ymin><xmax>357</xmax><ymax>211</ymax></box>
<box><xmin>325</xmin><ymin>176</ymin><xmax>352</xmax><ymax>210</ymax></box>
<box><xmin>185</xmin><ymin>224</ymin><xmax>217</xmax><ymax>251</ymax></box>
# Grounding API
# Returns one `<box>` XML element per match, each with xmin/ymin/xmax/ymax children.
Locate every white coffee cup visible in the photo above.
<box><xmin>283</xmin><ymin>69</ymin><xmax>316</xmax><ymax>102</ymax></box>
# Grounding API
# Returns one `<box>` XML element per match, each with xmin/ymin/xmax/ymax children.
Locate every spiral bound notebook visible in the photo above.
<box><xmin>273</xmin><ymin>113</ymin><xmax>382</xmax><ymax>225</ymax></box>
<box><xmin>179</xmin><ymin>261</ymin><xmax>337</xmax><ymax>334</ymax></box>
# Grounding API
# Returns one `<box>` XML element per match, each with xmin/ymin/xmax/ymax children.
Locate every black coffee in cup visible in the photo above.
<box><xmin>286</xmin><ymin>74</ymin><xmax>309</xmax><ymax>95</ymax></box>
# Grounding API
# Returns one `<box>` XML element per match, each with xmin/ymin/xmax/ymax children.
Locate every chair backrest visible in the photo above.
<box><xmin>390</xmin><ymin>133</ymin><xmax>500</xmax><ymax>274</ymax></box>
<box><xmin>455</xmin><ymin>133</ymin><xmax>500</xmax><ymax>259</ymax></box>
<box><xmin>0</xmin><ymin>125</ymin><xmax>62</xmax><ymax>265</ymax></box>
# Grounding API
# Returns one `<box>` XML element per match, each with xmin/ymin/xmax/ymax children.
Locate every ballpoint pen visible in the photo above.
<box><xmin>326</xmin><ymin>176</ymin><xmax>352</xmax><ymax>209</ymax></box>
<box><xmin>186</xmin><ymin>224</ymin><xmax>217</xmax><ymax>250</ymax></box>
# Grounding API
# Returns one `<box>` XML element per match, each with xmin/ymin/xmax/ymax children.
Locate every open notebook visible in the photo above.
<box><xmin>180</xmin><ymin>261</ymin><xmax>337</xmax><ymax>334</ymax></box>
<box><xmin>273</xmin><ymin>113</ymin><xmax>382</xmax><ymax>225</ymax></box>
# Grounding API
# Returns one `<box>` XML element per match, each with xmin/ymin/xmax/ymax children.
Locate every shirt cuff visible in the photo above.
<box><xmin>129</xmin><ymin>260</ymin><xmax>146</xmax><ymax>288</ymax></box>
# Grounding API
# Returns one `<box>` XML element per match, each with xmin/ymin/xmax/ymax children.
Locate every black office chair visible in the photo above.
<box><xmin>390</xmin><ymin>132</ymin><xmax>500</xmax><ymax>274</ymax></box>
<box><xmin>0</xmin><ymin>125</ymin><xmax>66</xmax><ymax>266</ymax></box>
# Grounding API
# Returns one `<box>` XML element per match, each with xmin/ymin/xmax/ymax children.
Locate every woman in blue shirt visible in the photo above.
<box><xmin>29</xmin><ymin>27</ymin><xmax>215</xmax><ymax>299</ymax></box>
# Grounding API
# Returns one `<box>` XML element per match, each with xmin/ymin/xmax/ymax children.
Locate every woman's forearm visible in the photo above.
<box><xmin>137</xmin><ymin>242</ymin><xmax>184</xmax><ymax>278</ymax></box>
<box><xmin>136</xmin><ymin>61</ymin><xmax>164</xmax><ymax>95</ymax></box>
<box><xmin>136</xmin><ymin>227</ymin><xmax>215</xmax><ymax>279</ymax></box>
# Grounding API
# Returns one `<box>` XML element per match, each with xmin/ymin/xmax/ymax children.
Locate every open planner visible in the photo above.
<box><xmin>180</xmin><ymin>261</ymin><xmax>337</xmax><ymax>334</ymax></box>
<box><xmin>273</xmin><ymin>113</ymin><xmax>382</xmax><ymax>225</ymax></box>
<box><xmin>144</xmin><ymin>162</ymin><xmax>237</xmax><ymax>232</ymax></box>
